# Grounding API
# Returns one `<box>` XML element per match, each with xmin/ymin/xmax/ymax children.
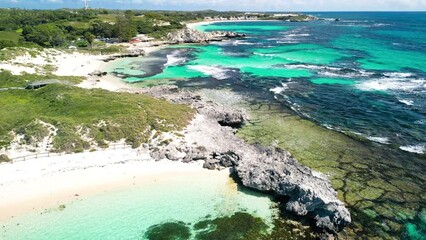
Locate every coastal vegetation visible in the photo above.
<box><xmin>0</xmin><ymin>70</ymin><xmax>84</xmax><ymax>88</ymax></box>
<box><xmin>0</xmin><ymin>8</ymin><xmax>312</xmax><ymax>50</ymax></box>
<box><xmin>0</xmin><ymin>9</ymin><xmax>243</xmax><ymax>49</ymax></box>
<box><xmin>0</xmin><ymin>154</ymin><xmax>11</xmax><ymax>163</ymax></box>
<box><xmin>0</xmin><ymin>83</ymin><xmax>194</xmax><ymax>152</ymax></box>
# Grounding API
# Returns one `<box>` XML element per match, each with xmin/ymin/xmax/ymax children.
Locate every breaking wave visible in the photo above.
<box><xmin>187</xmin><ymin>65</ymin><xmax>233</xmax><ymax>80</ymax></box>
<box><xmin>165</xmin><ymin>51</ymin><xmax>186</xmax><ymax>67</ymax></box>
<box><xmin>400</xmin><ymin>145</ymin><xmax>425</xmax><ymax>154</ymax></box>
<box><xmin>270</xmin><ymin>82</ymin><xmax>290</xmax><ymax>94</ymax></box>
<box><xmin>367</xmin><ymin>136</ymin><xmax>390</xmax><ymax>144</ymax></box>
<box><xmin>356</xmin><ymin>77</ymin><xmax>426</xmax><ymax>92</ymax></box>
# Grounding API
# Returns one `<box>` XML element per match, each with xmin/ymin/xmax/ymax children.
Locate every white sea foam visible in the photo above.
<box><xmin>372</xmin><ymin>23</ymin><xmax>391</xmax><ymax>27</ymax></box>
<box><xmin>270</xmin><ymin>82</ymin><xmax>290</xmax><ymax>94</ymax></box>
<box><xmin>286</xmin><ymin>64</ymin><xmax>340</xmax><ymax>72</ymax></box>
<box><xmin>400</xmin><ymin>145</ymin><xmax>425</xmax><ymax>154</ymax></box>
<box><xmin>383</xmin><ymin>72</ymin><xmax>413</xmax><ymax>78</ymax></box>
<box><xmin>253</xmin><ymin>52</ymin><xmax>276</xmax><ymax>57</ymax></box>
<box><xmin>187</xmin><ymin>65</ymin><xmax>232</xmax><ymax>80</ymax></box>
<box><xmin>287</xmin><ymin>33</ymin><xmax>310</xmax><ymax>37</ymax></box>
<box><xmin>276</xmin><ymin>41</ymin><xmax>300</xmax><ymax>44</ymax></box>
<box><xmin>398</xmin><ymin>99</ymin><xmax>414</xmax><ymax>106</ymax></box>
<box><xmin>232</xmin><ymin>40</ymin><xmax>255</xmax><ymax>46</ymax></box>
<box><xmin>356</xmin><ymin>78</ymin><xmax>426</xmax><ymax>92</ymax></box>
<box><xmin>414</xmin><ymin>119</ymin><xmax>426</xmax><ymax>125</ymax></box>
<box><xmin>367</xmin><ymin>136</ymin><xmax>390</xmax><ymax>144</ymax></box>
<box><xmin>165</xmin><ymin>52</ymin><xmax>186</xmax><ymax>67</ymax></box>
<box><xmin>286</xmin><ymin>64</ymin><xmax>374</xmax><ymax>78</ymax></box>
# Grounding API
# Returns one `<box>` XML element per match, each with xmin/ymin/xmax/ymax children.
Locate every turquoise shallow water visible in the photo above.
<box><xmin>108</xmin><ymin>13</ymin><xmax>426</xmax><ymax>239</ymax></box>
<box><xmin>112</xmin><ymin>13</ymin><xmax>426</xmax><ymax>155</ymax></box>
<box><xmin>1</xmin><ymin>170</ymin><xmax>277</xmax><ymax>240</ymax></box>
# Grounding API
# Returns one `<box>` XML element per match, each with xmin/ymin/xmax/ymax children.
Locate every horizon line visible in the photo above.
<box><xmin>0</xmin><ymin>8</ymin><xmax>426</xmax><ymax>12</ymax></box>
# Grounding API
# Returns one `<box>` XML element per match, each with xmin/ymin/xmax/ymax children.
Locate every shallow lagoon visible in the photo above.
<box><xmin>1</xmin><ymin>169</ymin><xmax>278</xmax><ymax>240</ymax></box>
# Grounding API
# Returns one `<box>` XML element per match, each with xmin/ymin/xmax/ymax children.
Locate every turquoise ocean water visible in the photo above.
<box><xmin>107</xmin><ymin>12</ymin><xmax>425</xmax><ymax>239</ymax></box>
<box><xmin>1</xmin><ymin>170</ymin><xmax>277</xmax><ymax>240</ymax></box>
<box><xmin>2</xmin><ymin>12</ymin><xmax>425</xmax><ymax>240</ymax></box>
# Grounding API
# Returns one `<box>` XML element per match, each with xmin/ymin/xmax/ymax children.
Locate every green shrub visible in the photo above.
<box><xmin>0</xmin><ymin>84</ymin><xmax>194</xmax><ymax>153</ymax></box>
<box><xmin>76</xmin><ymin>39</ymin><xmax>89</xmax><ymax>48</ymax></box>
<box><xmin>0</xmin><ymin>154</ymin><xmax>11</xmax><ymax>163</ymax></box>
<box><xmin>0</xmin><ymin>40</ymin><xmax>16</xmax><ymax>49</ymax></box>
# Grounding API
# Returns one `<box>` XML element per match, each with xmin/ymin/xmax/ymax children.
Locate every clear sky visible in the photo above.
<box><xmin>1</xmin><ymin>0</ymin><xmax>426</xmax><ymax>11</ymax></box>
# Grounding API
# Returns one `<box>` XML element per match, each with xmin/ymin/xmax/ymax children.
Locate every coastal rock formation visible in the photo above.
<box><xmin>167</xmin><ymin>28</ymin><xmax>246</xmax><ymax>43</ymax></box>
<box><xmin>280</xmin><ymin>14</ymin><xmax>318</xmax><ymax>22</ymax></box>
<box><xmin>141</xmin><ymin>86</ymin><xmax>351</xmax><ymax>234</ymax></box>
<box><xmin>102</xmin><ymin>48</ymin><xmax>146</xmax><ymax>62</ymax></box>
<box><xmin>231</xmin><ymin>146</ymin><xmax>351</xmax><ymax>233</ymax></box>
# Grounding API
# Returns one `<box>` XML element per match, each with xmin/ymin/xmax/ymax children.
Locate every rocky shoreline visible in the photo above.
<box><xmin>167</xmin><ymin>27</ymin><xmax>246</xmax><ymax>44</ymax></box>
<box><xmin>125</xmin><ymin>86</ymin><xmax>351</xmax><ymax>235</ymax></box>
<box><xmin>100</xmin><ymin>27</ymin><xmax>245</xmax><ymax>62</ymax></box>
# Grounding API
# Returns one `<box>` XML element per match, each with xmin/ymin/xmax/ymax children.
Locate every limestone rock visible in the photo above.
<box><xmin>167</xmin><ymin>28</ymin><xmax>245</xmax><ymax>44</ymax></box>
<box><xmin>134</xmin><ymin>86</ymin><xmax>351</xmax><ymax>233</ymax></box>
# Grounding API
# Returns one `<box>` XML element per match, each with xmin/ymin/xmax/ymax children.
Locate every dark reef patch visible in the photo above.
<box><xmin>144</xmin><ymin>221</ymin><xmax>191</xmax><ymax>240</ymax></box>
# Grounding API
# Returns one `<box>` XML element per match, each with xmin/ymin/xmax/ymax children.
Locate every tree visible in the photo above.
<box><xmin>115</xmin><ymin>15</ymin><xmax>136</xmax><ymax>42</ymax></box>
<box><xmin>83</xmin><ymin>32</ymin><xmax>95</xmax><ymax>48</ymax></box>
<box><xmin>22</xmin><ymin>23</ymin><xmax>65</xmax><ymax>47</ymax></box>
<box><xmin>91</xmin><ymin>20</ymin><xmax>115</xmax><ymax>38</ymax></box>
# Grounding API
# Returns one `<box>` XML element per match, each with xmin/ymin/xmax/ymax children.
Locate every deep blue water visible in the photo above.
<box><xmin>124</xmin><ymin>12</ymin><xmax>426</xmax><ymax>154</ymax></box>
<box><xmin>210</xmin><ymin>12</ymin><xmax>426</xmax><ymax>154</ymax></box>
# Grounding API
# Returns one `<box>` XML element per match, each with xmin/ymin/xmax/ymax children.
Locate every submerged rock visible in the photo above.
<box><xmin>144</xmin><ymin>221</ymin><xmax>191</xmax><ymax>240</ymax></box>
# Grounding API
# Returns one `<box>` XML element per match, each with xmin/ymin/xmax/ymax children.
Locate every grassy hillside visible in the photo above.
<box><xmin>0</xmin><ymin>84</ymin><xmax>194</xmax><ymax>153</ymax></box>
<box><xmin>0</xmin><ymin>70</ymin><xmax>84</xmax><ymax>88</ymax></box>
<box><xmin>0</xmin><ymin>30</ymin><xmax>21</xmax><ymax>43</ymax></box>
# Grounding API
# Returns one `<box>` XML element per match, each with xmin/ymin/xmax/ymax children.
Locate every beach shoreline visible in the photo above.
<box><xmin>0</xmin><ymin>147</ymin><xmax>226</xmax><ymax>222</ymax></box>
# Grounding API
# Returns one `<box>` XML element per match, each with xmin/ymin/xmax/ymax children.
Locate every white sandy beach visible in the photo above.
<box><xmin>0</xmin><ymin>20</ymin><xmax>243</xmax><ymax>223</ymax></box>
<box><xmin>0</xmin><ymin>147</ymin><xmax>226</xmax><ymax>222</ymax></box>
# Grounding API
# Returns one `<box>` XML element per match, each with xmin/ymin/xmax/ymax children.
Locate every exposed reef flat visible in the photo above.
<box><xmin>124</xmin><ymin>86</ymin><xmax>351</xmax><ymax>234</ymax></box>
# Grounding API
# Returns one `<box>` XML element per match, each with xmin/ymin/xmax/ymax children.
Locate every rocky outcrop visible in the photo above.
<box><xmin>230</xmin><ymin>146</ymin><xmax>351</xmax><ymax>233</ymax></box>
<box><xmin>167</xmin><ymin>28</ymin><xmax>246</xmax><ymax>44</ymax></box>
<box><xmin>102</xmin><ymin>49</ymin><xmax>146</xmax><ymax>62</ymax></box>
<box><xmin>133</xmin><ymin>86</ymin><xmax>351</xmax><ymax>234</ymax></box>
<box><xmin>280</xmin><ymin>14</ymin><xmax>318</xmax><ymax>22</ymax></box>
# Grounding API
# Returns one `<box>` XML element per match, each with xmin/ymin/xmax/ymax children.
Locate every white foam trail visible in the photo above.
<box><xmin>165</xmin><ymin>53</ymin><xmax>186</xmax><ymax>67</ymax></box>
<box><xmin>187</xmin><ymin>65</ymin><xmax>232</xmax><ymax>80</ymax></box>
<box><xmin>270</xmin><ymin>82</ymin><xmax>289</xmax><ymax>94</ymax></box>
<box><xmin>367</xmin><ymin>136</ymin><xmax>390</xmax><ymax>144</ymax></box>
<box><xmin>276</xmin><ymin>41</ymin><xmax>300</xmax><ymax>44</ymax></box>
<box><xmin>383</xmin><ymin>72</ymin><xmax>413</xmax><ymax>78</ymax></box>
<box><xmin>400</xmin><ymin>145</ymin><xmax>425</xmax><ymax>154</ymax></box>
<box><xmin>399</xmin><ymin>99</ymin><xmax>414</xmax><ymax>106</ymax></box>
<box><xmin>287</xmin><ymin>33</ymin><xmax>310</xmax><ymax>37</ymax></box>
<box><xmin>285</xmin><ymin>64</ymin><xmax>341</xmax><ymax>72</ymax></box>
<box><xmin>232</xmin><ymin>40</ymin><xmax>255</xmax><ymax>46</ymax></box>
<box><xmin>356</xmin><ymin>78</ymin><xmax>426</xmax><ymax>92</ymax></box>
<box><xmin>253</xmin><ymin>52</ymin><xmax>276</xmax><ymax>57</ymax></box>
<box><xmin>372</xmin><ymin>23</ymin><xmax>391</xmax><ymax>27</ymax></box>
